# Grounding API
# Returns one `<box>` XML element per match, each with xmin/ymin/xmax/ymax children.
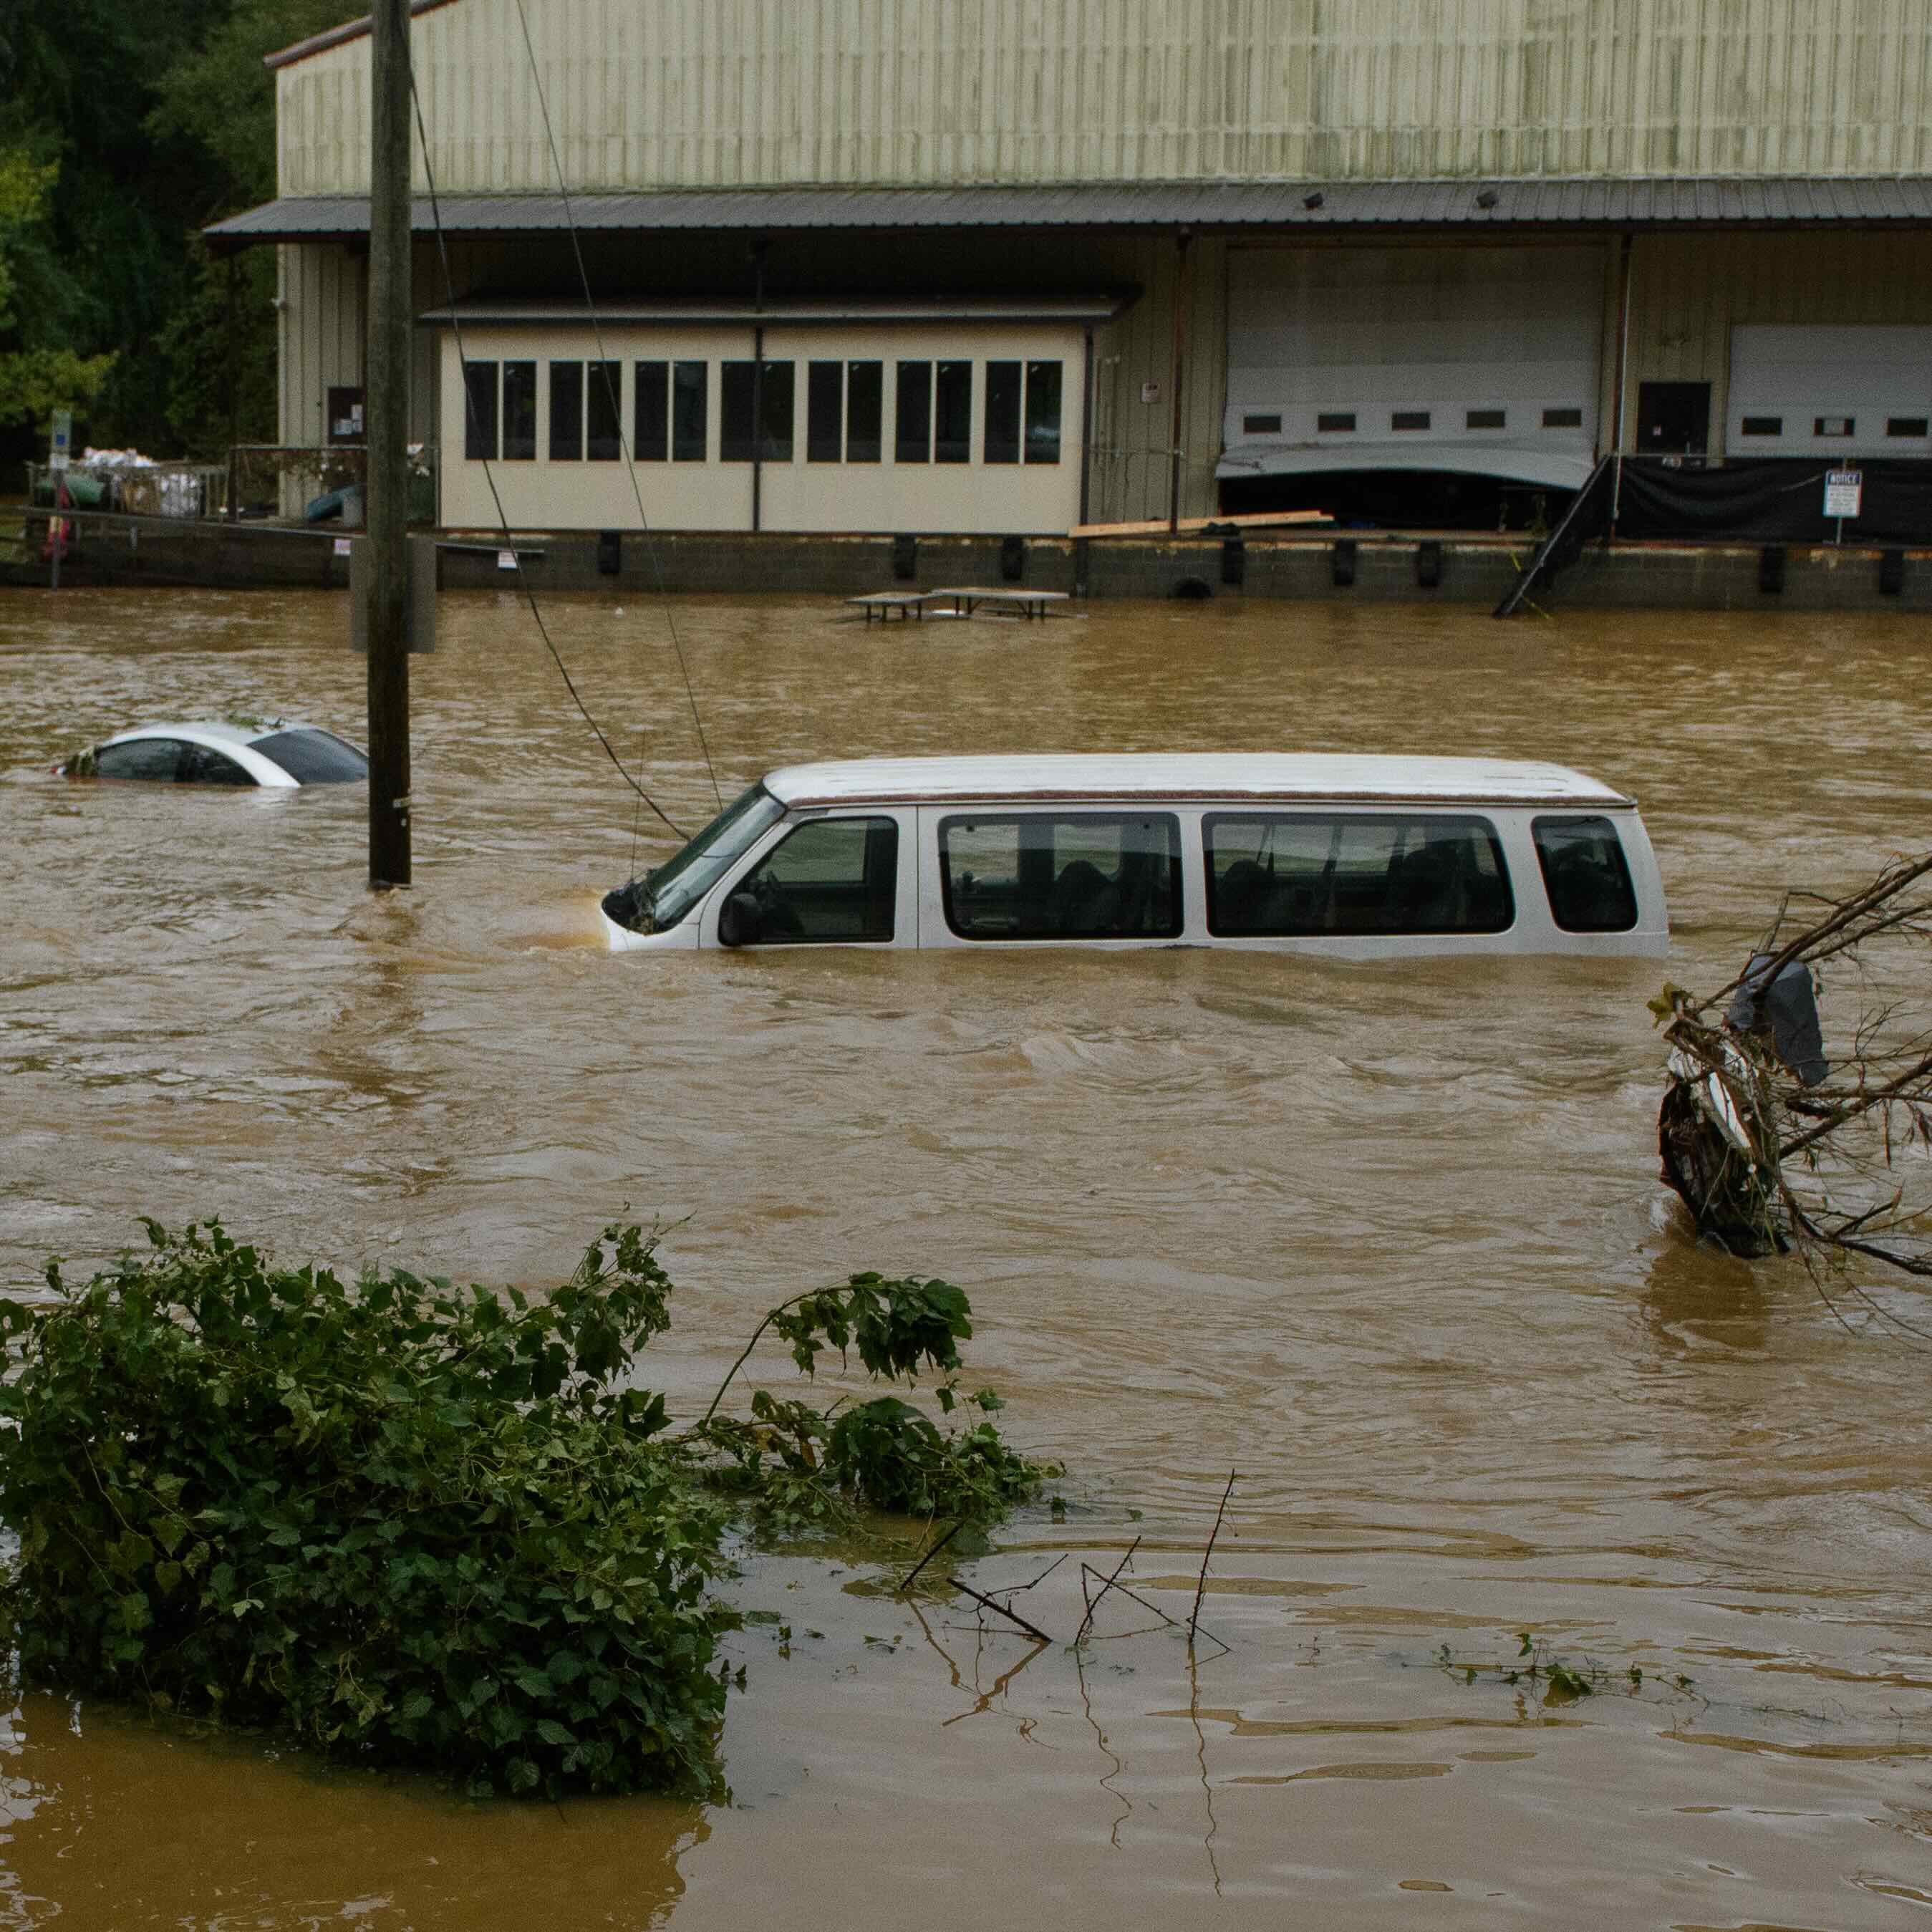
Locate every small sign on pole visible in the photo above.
<box><xmin>1825</xmin><ymin>468</ymin><xmax>1862</xmax><ymax>543</ymax></box>
<box><xmin>48</xmin><ymin>409</ymin><xmax>72</xmax><ymax>473</ymax></box>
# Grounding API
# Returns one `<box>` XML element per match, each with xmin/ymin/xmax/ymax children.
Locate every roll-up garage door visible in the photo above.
<box><xmin>1218</xmin><ymin>247</ymin><xmax>1605</xmax><ymax>491</ymax></box>
<box><xmin>1726</xmin><ymin>326</ymin><xmax>1932</xmax><ymax>459</ymax></box>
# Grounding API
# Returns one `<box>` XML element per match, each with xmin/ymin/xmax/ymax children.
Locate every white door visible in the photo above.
<box><xmin>1726</xmin><ymin>325</ymin><xmax>1932</xmax><ymax>458</ymax></box>
<box><xmin>1219</xmin><ymin>246</ymin><xmax>1605</xmax><ymax>491</ymax></box>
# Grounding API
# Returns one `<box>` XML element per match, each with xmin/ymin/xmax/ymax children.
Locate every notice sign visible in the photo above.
<box><xmin>49</xmin><ymin>408</ymin><xmax>71</xmax><ymax>473</ymax></box>
<box><xmin>1825</xmin><ymin>469</ymin><xmax>1863</xmax><ymax>518</ymax></box>
<box><xmin>333</xmin><ymin>536</ymin><xmax>353</xmax><ymax>557</ymax></box>
<box><xmin>497</xmin><ymin>548</ymin><xmax>516</xmax><ymax>571</ymax></box>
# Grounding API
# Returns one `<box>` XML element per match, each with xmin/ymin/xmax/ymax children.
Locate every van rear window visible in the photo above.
<box><xmin>1532</xmin><ymin>815</ymin><xmax>1638</xmax><ymax>932</ymax></box>
<box><xmin>1204</xmin><ymin>813</ymin><xmax>1512</xmax><ymax>936</ymax></box>
<box><xmin>939</xmin><ymin>815</ymin><xmax>1182</xmax><ymax>940</ymax></box>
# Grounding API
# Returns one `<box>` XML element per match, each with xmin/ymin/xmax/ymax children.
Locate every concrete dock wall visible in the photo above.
<box><xmin>11</xmin><ymin>512</ymin><xmax>1931</xmax><ymax>613</ymax></box>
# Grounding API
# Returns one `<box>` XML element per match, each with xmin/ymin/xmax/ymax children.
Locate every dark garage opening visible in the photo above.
<box><xmin>1218</xmin><ymin>468</ymin><xmax>1578</xmax><ymax>533</ymax></box>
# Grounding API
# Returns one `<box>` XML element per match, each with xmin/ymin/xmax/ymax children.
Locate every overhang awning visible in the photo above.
<box><xmin>206</xmin><ymin>175</ymin><xmax>1932</xmax><ymax>247</ymax></box>
<box><xmin>1217</xmin><ymin>440</ymin><xmax>1598</xmax><ymax>491</ymax></box>
<box><xmin>416</xmin><ymin>295</ymin><xmax>1128</xmax><ymax>327</ymax></box>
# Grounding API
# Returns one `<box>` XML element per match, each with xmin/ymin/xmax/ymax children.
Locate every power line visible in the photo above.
<box><xmin>405</xmin><ymin>76</ymin><xmax>690</xmax><ymax>841</ymax></box>
<box><xmin>508</xmin><ymin>0</ymin><xmax>725</xmax><ymax>843</ymax></box>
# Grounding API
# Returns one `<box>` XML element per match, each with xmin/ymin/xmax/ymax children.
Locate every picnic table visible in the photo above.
<box><xmin>845</xmin><ymin>591</ymin><xmax>932</xmax><ymax>622</ymax></box>
<box><xmin>924</xmin><ymin>586</ymin><xmax>1069</xmax><ymax>620</ymax></box>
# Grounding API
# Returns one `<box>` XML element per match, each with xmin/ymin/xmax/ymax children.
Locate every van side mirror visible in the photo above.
<box><xmin>717</xmin><ymin>892</ymin><xmax>762</xmax><ymax>948</ymax></box>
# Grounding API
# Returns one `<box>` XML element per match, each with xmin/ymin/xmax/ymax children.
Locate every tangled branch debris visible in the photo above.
<box><xmin>1654</xmin><ymin>851</ymin><xmax>1932</xmax><ymax>1286</ymax></box>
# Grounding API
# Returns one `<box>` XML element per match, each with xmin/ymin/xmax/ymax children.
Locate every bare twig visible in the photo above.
<box><xmin>950</xmin><ymin>1575</ymin><xmax>1052</xmax><ymax>1644</ymax></box>
<box><xmin>898</xmin><ymin>1519</ymin><xmax>963</xmax><ymax>1593</ymax></box>
<box><xmin>990</xmin><ymin>1552</ymin><xmax>1067</xmax><ymax>1598</ymax></box>
<box><xmin>1189</xmin><ymin>1473</ymin><xmax>1237</xmax><ymax>1648</ymax></box>
<box><xmin>1077</xmin><ymin>1560</ymin><xmax>1184</xmax><ymax>1633</ymax></box>
<box><xmin>1073</xmin><ymin>1537</ymin><xmax>1142</xmax><ymax>1645</ymax></box>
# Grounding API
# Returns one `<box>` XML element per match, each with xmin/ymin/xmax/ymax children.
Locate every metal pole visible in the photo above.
<box><xmin>749</xmin><ymin>241</ymin><xmax>768</xmax><ymax>534</ymax></box>
<box><xmin>365</xmin><ymin>0</ymin><xmax>412</xmax><ymax>889</ymax></box>
<box><xmin>1608</xmin><ymin>233</ymin><xmax>1633</xmax><ymax>541</ymax></box>
<box><xmin>1167</xmin><ymin>231</ymin><xmax>1191</xmax><ymax>534</ymax></box>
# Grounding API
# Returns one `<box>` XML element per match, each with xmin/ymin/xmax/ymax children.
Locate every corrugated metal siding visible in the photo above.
<box><xmin>1621</xmin><ymin>228</ymin><xmax>1932</xmax><ymax>443</ymax></box>
<box><xmin>277</xmin><ymin>0</ymin><xmax>1932</xmax><ymax>197</ymax></box>
<box><xmin>277</xmin><ymin>243</ymin><xmax>367</xmax><ymax>446</ymax></box>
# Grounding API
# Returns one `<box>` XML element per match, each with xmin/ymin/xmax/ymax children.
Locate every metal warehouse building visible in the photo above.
<box><xmin>208</xmin><ymin>0</ymin><xmax>1932</xmax><ymax>538</ymax></box>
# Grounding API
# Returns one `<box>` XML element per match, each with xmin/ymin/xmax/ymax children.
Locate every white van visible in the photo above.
<box><xmin>600</xmin><ymin>755</ymin><xmax>1668</xmax><ymax>958</ymax></box>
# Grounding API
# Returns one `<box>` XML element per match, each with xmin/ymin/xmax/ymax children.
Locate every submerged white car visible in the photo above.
<box><xmin>601</xmin><ymin>754</ymin><xmax>1670</xmax><ymax>959</ymax></box>
<box><xmin>57</xmin><ymin>721</ymin><xmax>368</xmax><ymax>788</ymax></box>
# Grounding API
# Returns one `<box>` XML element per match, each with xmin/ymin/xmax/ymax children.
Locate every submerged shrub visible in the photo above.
<box><xmin>0</xmin><ymin>1222</ymin><xmax>1054</xmax><ymax>1795</ymax></box>
<box><xmin>0</xmin><ymin>1221</ymin><xmax>725</xmax><ymax>1798</ymax></box>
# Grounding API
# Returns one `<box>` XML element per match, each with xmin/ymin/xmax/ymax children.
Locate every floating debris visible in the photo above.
<box><xmin>1654</xmin><ymin>852</ymin><xmax>1932</xmax><ymax>1277</ymax></box>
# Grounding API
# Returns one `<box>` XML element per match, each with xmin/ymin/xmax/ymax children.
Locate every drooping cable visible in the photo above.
<box><xmin>508</xmin><ymin>0</ymin><xmax>725</xmax><ymax>841</ymax></box>
<box><xmin>405</xmin><ymin>74</ymin><xmax>688</xmax><ymax>839</ymax></box>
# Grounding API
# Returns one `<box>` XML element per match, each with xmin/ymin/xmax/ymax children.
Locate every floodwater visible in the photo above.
<box><xmin>4</xmin><ymin>584</ymin><xmax>1932</xmax><ymax>1929</ymax></box>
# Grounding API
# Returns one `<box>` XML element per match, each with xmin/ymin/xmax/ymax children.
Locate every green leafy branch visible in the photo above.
<box><xmin>0</xmin><ymin>1219</ymin><xmax>1053</xmax><ymax>1801</ymax></box>
<box><xmin>1435</xmin><ymin>1631</ymin><xmax>1697</xmax><ymax>1706</ymax></box>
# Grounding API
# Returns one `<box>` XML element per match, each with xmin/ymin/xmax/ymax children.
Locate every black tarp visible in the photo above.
<box><xmin>1614</xmin><ymin>455</ymin><xmax>1932</xmax><ymax>545</ymax></box>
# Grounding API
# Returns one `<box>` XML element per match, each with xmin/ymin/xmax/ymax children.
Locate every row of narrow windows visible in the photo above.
<box><xmin>462</xmin><ymin>357</ymin><xmax>1063</xmax><ymax>466</ymax></box>
<box><xmin>1237</xmin><ymin>407</ymin><xmax>1931</xmax><ymax>440</ymax></box>
<box><xmin>1241</xmin><ymin>407</ymin><xmax>1585</xmax><ymax>435</ymax></box>
<box><xmin>1739</xmin><ymin>414</ymin><xmax>1929</xmax><ymax>438</ymax></box>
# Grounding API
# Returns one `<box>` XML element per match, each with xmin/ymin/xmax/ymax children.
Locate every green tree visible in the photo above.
<box><xmin>0</xmin><ymin>145</ymin><xmax>116</xmax><ymax>432</ymax></box>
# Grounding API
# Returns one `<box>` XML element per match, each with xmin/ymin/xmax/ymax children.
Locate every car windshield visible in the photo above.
<box><xmin>252</xmin><ymin>729</ymin><xmax>368</xmax><ymax>785</ymax></box>
<box><xmin>644</xmin><ymin>784</ymin><xmax>786</xmax><ymax>930</ymax></box>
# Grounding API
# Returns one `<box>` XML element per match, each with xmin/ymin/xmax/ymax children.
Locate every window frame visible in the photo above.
<box><xmin>1531</xmin><ymin>813</ymin><xmax>1640</xmax><ymax>934</ymax></box>
<box><xmin>936</xmin><ymin>811</ymin><xmax>1185</xmax><ymax>943</ymax></box>
<box><xmin>634</xmin><ymin>359</ymin><xmax>670</xmax><ymax>461</ymax></box>
<box><xmin>501</xmin><ymin>360</ymin><xmax>537</xmax><ymax>460</ymax></box>
<box><xmin>463</xmin><ymin>359</ymin><xmax>499</xmax><ymax>461</ymax></box>
<box><xmin>1023</xmin><ymin>359</ymin><xmax>1063</xmax><ymax>465</ymax></box>
<box><xmin>985</xmin><ymin>359</ymin><xmax>1022</xmax><ymax>463</ymax></box>
<box><xmin>1202</xmin><ymin>811</ymin><xmax>1515</xmax><ymax>939</ymax></box>
<box><xmin>672</xmin><ymin>360</ymin><xmax>707</xmax><ymax>462</ymax></box>
<box><xmin>895</xmin><ymin>359</ymin><xmax>932</xmax><ymax>464</ymax></box>
<box><xmin>845</xmin><ymin>360</ymin><xmax>884</xmax><ymax>463</ymax></box>
<box><xmin>549</xmin><ymin>361</ymin><xmax>584</xmax><ymax>461</ymax></box>
<box><xmin>585</xmin><ymin>360</ymin><xmax>623</xmax><ymax>462</ymax></box>
<box><xmin>728</xmin><ymin>813</ymin><xmax>901</xmax><ymax>945</ymax></box>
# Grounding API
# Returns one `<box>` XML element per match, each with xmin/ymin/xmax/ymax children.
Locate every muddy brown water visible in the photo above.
<box><xmin>4</xmin><ymin>586</ymin><xmax>1932</xmax><ymax>1928</ymax></box>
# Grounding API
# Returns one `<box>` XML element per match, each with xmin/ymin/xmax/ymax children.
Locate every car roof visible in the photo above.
<box><xmin>100</xmin><ymin>719</ymin><xmax>327</xmax><ymax>751</ymax></box>
<box><xmin>762</xmin><ymin>754</ymin><xmax>1635</xmax><ymax>811</ymax></box>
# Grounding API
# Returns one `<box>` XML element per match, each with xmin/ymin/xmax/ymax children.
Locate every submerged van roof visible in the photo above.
<box><xmin>763</xmin><ymin>754</ymin><xmax>1634</xmax><ymax>811</ymax></box>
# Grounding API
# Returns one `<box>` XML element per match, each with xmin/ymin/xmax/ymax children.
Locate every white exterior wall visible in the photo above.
<box><xmin>437</xmin><ymin>321</ymin><xmax>1088</xmax><ymax>532</ymax></box>
<box><xmin>278</xmin><ymin>0</ymin><xmax>1932</xmax><ymax>195</ymax></box>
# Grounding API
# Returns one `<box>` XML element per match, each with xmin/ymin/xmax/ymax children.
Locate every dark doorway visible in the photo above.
<box><xmin>1636</xmin><ymin>381</ymin><xmax>1711</xmax><ymax>458</ymax></box>
<box><xmin>1219</xmin><ymin>468</ymin><xmax>1571</xmax><ymax>533</ymax></box>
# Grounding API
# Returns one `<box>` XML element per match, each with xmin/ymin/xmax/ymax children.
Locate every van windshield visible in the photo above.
<box><xmin>642</xmin><ymin>785</ymin><xmax>786</xmax><ymax>931</ymax></box>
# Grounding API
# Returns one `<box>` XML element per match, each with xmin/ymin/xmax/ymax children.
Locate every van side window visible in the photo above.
<box><xmin>1204</xmin><ymin>813</ymin><xmax>1512</xmax><ymax>935</ymax></box>
<box><xmin>939</xmin><ymin>815</ymin><xmax>1183</xmax><ymax>940</ymax></box>
<box><xmin>1532</xmin><ymin>815</ymin><xmax>1638</xmax><ymax>932</ymax></box>
<box><xmin>734</xmin><ymin>816</ymin><xmax>897</xmax><ymax>942</ymax></box>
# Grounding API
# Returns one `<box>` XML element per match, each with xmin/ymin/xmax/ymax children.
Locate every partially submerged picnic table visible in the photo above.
<box><xmin>845</xmin><ymin>586</ymin><xmax>1069</xmax><ymax>623</ymax></box>
<box><xmin>845</xmin><ymin>591</ymin><xmax>932</xmax><ymax>622</ymax></box>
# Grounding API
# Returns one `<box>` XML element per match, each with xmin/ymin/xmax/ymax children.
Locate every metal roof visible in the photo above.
<box><xmin>206</xmin><ymin>175</ymin><xmax>1932</xmax><ymax>246</ymax></box>
<box><xmin>266</xmin><ymin>0</ymin><xmax>457</xmax><ymax>70</ymax></box>
<box><xmin>417</xmin><ymin>295</ymin><xmax>1126</xmax><ymax>327</ymax></box>
<box><xmin>761</xmin><ymin>754</ymin><xmax>1633</xmax><ymax>811</ymax></box>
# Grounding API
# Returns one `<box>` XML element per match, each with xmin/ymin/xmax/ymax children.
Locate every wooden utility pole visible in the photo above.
<box><xmin>365</xmin><ymin>0</ymin><xmax>412</xmax><ymax>887</ymax></box>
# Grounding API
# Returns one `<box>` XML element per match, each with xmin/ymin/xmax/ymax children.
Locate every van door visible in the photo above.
<box><xmin>703</xmin><ymin>808</ymin><xmax>917</xmax><ymax>948</ymax></box>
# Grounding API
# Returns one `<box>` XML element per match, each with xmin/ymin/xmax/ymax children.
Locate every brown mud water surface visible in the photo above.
<box><xmin>3</xmin><ymin>588</ymin><xmax>1932</xmax><ymax>1928</ymax></box>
